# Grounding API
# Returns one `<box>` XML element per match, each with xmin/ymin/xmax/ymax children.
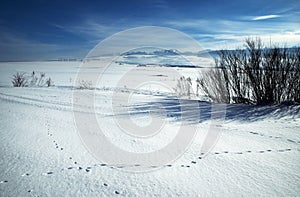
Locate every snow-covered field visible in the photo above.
<box><xmin>0</xmin><ymin>58</ymin><xmax>300</xmax><ymax>196</ymax></box>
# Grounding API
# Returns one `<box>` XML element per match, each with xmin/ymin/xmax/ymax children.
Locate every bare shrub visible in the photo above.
<box><xmin>174</xmin><ymin>76</ymin><xmax>192</xmax><ymax>98</ymax></box>
<box><xmin>243</xmin><ymin>38</ymin><xmax>300</xmax><ymax>104</ymax></box>
<box><xmin>28</xmin><ymin>71</ymin><xmax>47</xmax><ymax>87</ymax></box>
<box><xmin>46</xmin><ymin>77</ymin><xmax>54</xmax><ymax>87</ymax></box>
<box><xmin>29</xmin><ymin>71</ymin><xmax>38</xmax><ymax>86</ymax></box>
<box><xmin>78</xmin><ymin>80</ymin><xmax>93</xmax><ymax>89</ymax></box>
<box><xmin>12</xmin><ymin>72</ymin><xmax>28</xmax><ymax>87</ymax></box>
<box><xmin>11</xmin><ymin>71</ymin><xmax>54</xmax><ymax>87</ymax></box>
<box><xmin>197</xmin><ymin>38</ymin><xmax>300</xmax><ymax>104</ymax></box>
<box><xmin>197</xmin><ymin>68</ymin><xmax>230</xmax><ymax>103</ymax></box>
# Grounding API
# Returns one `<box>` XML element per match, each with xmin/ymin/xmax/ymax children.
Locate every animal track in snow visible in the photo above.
<box><xmin>211</xmin><ymin>148</ymin><xmax>297</xmax><ymax>157</ymax></box>
<box><xmin>248</xmin><ymin>131</ymin><xmax>300</xmax><ymax>145</ymax></box>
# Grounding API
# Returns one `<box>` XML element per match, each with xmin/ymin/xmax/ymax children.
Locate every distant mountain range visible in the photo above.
<box><xmin>19</xmin><ymin>46</ymin><xmax>298</xmax><ymax>62</ymax></box>
<box><xmin>121</xmin><ymin>49</ymin><xmax>181</xmax><ymax>56</ymax></box>
<box><xmin>120</xmin><ymin>48</ymin><xmax>223</xmax><ymax>58</ymax></box>
<box><xmin>120</xmin><ymin>47</ymin><xmax>300</xmax><ymax>58</ymax></box>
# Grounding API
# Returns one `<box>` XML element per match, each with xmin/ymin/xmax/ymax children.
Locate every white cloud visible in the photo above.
<box><xmin>163</xmin><ymin>17</ymin><xmax>300</xmax><ymax>50</ymax></box>
<box><xmin>191</xmin><ymin>32</ymin><xmax>300</xmax><ymax>50</ymax></box>
<box><xmin>252</xmin><ymin>15</ymin><xmax>281</xmax><ymax>21</ymax></box>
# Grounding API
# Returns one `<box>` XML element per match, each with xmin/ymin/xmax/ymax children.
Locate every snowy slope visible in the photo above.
<box><xmin>0</xmin><ymin>61</ymin><xmax>300</xmax><ymax>196</ymax></box>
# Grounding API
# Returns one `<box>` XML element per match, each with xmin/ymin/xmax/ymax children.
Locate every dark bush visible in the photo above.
<box><xmin>11</xmin><ymin>71</ymin><xmax>54</xmax><ymax>87</ymax></box>
<box><xmin>197</xmin><ymin>38</ymin><xmax>300</xmax><ymax>104</ymax></box>
<box><xmin>11</xmin><ymin>72</ymin><xmax>28</xmax><ymax>87</ymax></box>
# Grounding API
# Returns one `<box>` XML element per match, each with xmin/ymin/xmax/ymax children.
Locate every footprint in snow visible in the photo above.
<box><xmin>165</xmin><ymin>164</ymin><xmax>172</xmax><ymax>167</ymax></box>
<box><xmin>258</xmin><ymin>151</ymin><xmax>265</xmax><ymax>153</ymax></box>
<box><xmin>100</xmin><ymin>163</ymin><xmax>107</xmax><ymax>166</ymax></box>
<box><xmin>42</xmin><ymin>172</ymin><xmax>53</xmax><ymax>175</ymax></box>
<box><xmin>214</xmin><ymin>152</ymin><xmax>220</xmax><ymax>154</ymax></box>
<box><xmin>0</xmin><ymin>180</ymin><xmax>8</xmax><ymax>184</ymax></box>
<box><xmin>287</xmin><ymin>139</ymin><xmax>295</xmax><ymax>143</ymax></box>
<box><xmin>191</xmin><ymin>161</ymin><xmax>197</xmax><ymax>164</ymax></box>
<box><xmin>103</xmin><ymin>183</ymin><xmax>108</xmax><ymax>187</ymax></box>
<box><xmin>116</xmin><ymin>166</ymin><xmax>125</xmax><ymax>169</ymax></box>
<box><xmin>21</xmin><ymin>173</ymin><xmax>30</xmax><ymax>177</ymax></box>
<box><xmin>115</xmin><ymin>191</ymin><xmax>120</xmax><ymax>194</ymax></box>
<box><xmin>150</xmin><ymin>166</ymin><xmax>158</xmax><ymax>168</ymax></box>
<box><xmin>67</xmin><ymin>167</ymin><xmax>73</xmax><ymax>170</ymax></box>
<box><xmin>246</xmin><ymin>150</ymin><xmax>252</xmax><ymax>153</ymax></box>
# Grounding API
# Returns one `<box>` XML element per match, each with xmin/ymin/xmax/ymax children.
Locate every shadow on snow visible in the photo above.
<box><xmin>128</xmin><ymin>96</ymin><xmax>300</xmax><ymax>123</ymax></box>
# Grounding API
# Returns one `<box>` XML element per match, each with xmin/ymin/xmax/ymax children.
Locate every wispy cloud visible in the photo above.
<box><xmin>53</xmin><ymin>21</ymin><xmax>112</xmax><ymax>39</ymax></box>
<box><xmin>52</xmin><ymin>19</ymin><xmax>139</xmax><ymax>42</ymax></box>
<box><xmin>152</xmin><ymin>0</ymin><xmax>169</xmax><ymax>9</ymax></box>
<box><xmin>252</xmin><ymin>15</ymin><xmax>281</xmax><ymax>21</ymax></box>
<box><xmin>165</xmin><ymin>17</ymin><xmax>300</xmax><ymax>50</ymax></box>
<box><xmin>192</xmin><ymin>32</ymin><xmax>300</xmax><ymax>50</ymax></box>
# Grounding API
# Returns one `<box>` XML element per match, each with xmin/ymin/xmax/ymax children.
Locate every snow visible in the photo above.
<box><xmin>0</xmin><ymin>59</ymin><xmax>299</xmax><ymax>196</ymax></box>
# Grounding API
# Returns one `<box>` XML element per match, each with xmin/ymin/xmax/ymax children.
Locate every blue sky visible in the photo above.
<box><xmin>0</xmin><ymin>0</ymin><xmax>299</xmax><ymax>61</ymax></box>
